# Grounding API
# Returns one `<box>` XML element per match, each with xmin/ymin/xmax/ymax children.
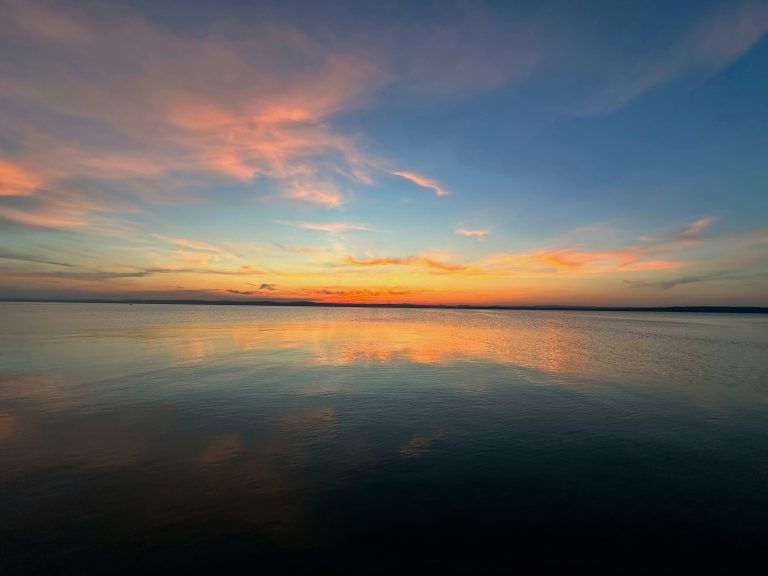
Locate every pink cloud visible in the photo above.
<box><xmin>393</xmin><ymin>171</ymin><xmax>449</xmax><ymax>197</ymax></box>
<box><xmin>284</xmin><ymin>181</ymin><xmax>344</xmax><ymax>207</ymax></box>
<box><xmin>0</xmin><ymin>0</ymin><xmax>546</xmax><ymax>232</ymax></box>
<box><xmin>0</xmin><ymin>205</ymin><xmax>85</xmax><ymax>229</ymax></box>
<box><xmin>678</xmin><ymin>216</ymin><xmax>717</xmax><ymax>241</ymax></box>
<box><xmin>0</xmin><ymin>1</ymin><xmax>398</xmax><ymax>225</ymax></box>
<box><xmin>283</xmin><ymin>222</ymin><xmax>370</xmax><ymax>234</ymax></box>
<box><xmin>0</xmin><ymin>158</ymin><xmax>40</xmax><ymax>196</ymax></box>
<box><xmin>456</xmin><ymin>228</ymin><xmax>488</xmax><ymax>239</ymax></box>
<box><xmin>0</xmin><ymin>176</ymin><xmax>142</xmax><ymax>235</ymax></box>
<box><xmin>2</xmin><ymin>0</ymin><xmax>94</xmax><ymax>45</ymax></box>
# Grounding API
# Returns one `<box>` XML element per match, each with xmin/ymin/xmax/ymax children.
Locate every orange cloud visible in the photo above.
<box><xmin>344</xmin><ymin>255</ymin><xmax>467</xmax><ymax>272</ymax></box>
<box><xmin>393</xmin><ymin>171</ymin><xmax>449</xmax><ymax>196</ymax></box>
<box><xmin>534</xmin><ymin>248</ymin><xmax>637</xmax><ymax>270</ymax></box>
<box><xmin>534</xmin><ymin>247</ymin><xmax>682</xmax><ymax>272</ymax></box>
<box><xmin>313</xmin><ymin>288</ymin><xmax>412</xmax><ymax>302</ymax></box>
<box><xmin>482</xmin><ymin>246</ymin><xmax>683</xmax><ymax>274</ymax></box>
<box><xmin>0</xmin><ymin>158</ymin><xmax>40</xmax><ymax>196</ymax></box>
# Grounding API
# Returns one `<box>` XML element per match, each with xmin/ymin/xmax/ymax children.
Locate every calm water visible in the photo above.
<box><xmin>1</xmin><ymin>303</ymin><xmax>767</xmax><ymax>574</ymax></box>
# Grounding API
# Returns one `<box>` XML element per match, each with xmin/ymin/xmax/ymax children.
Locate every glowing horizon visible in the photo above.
<box><xmin>1</xmin><ymin>0</ymin><xmax>767</xmax><ymax>306</ymax></box>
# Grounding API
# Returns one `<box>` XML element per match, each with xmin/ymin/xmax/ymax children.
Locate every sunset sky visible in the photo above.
<box><xmin>1</xmin><ymin>0</ymin><xmax>766</xmax><ymax>305</ymax></box>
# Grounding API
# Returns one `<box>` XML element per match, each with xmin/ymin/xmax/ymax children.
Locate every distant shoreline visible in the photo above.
<box><xmin>1</xmin><ymin>298</ymin><xmax>766</xmax><ymax>314</ymax></box>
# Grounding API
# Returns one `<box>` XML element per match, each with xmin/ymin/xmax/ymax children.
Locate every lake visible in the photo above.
<box><xmin>1</xmin><ymin>303</ymin><xmax>767</xmax><ymax>573</ymax></box>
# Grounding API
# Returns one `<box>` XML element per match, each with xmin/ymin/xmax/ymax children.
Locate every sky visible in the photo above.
<box><xmin>0</xmin><ymin>0</ymin><xmax>767</xmax><ymax>306</ymax></box>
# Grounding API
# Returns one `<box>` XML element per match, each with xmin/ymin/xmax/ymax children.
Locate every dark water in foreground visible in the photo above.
<box><xmin>1</xmin><ymin>303</ymin><xmax>767</xmax><ymax>574</ymax></box>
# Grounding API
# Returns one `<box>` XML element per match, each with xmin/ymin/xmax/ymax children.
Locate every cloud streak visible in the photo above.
<box><xmin>283</xmin><ymin>181</ymin><xmax>344</xmax><ymax>207</ymax></box>
<box><xmin>314</xmin><ymin>288</ymin><xmax>412</xmax><ymax>301</ymax></box>
<box><xmin>0</xmin><ymin>158</ymin><xmax>40</xmax><ymax>197</ymax></box>
<box><xmin>456</xmin><ymin>228</ymin><xmax>488</xmax><ymax>239</ymax></box>
<box><xmin>393</xmin><ymin>171</ymin><xmax>449</xmax><ymax>197</ymax></box>
<box><xmin>582</xmin><ymin>1</ymin><xmax>768</xmax><ymax>114</ymax></box>
<box><xmin>151</xmin><ymin>234</ymin><xmax>229</xmax><ymax>255</ymax></box>
<box><xmin>344</xmin><ymin>255</ymin><xmax>467</xmax><ymax>272</ymax></box>
<box><xmin>626</xmin><ymin>270</ymin><xmax>768</xmax><ymax>290</ymax></box>
<box><xmin>0</xmin><ymin>264</ymin><xmax>265</xmax><ymax>283</ymax></box>
<box><xmin>677</xmin><ymin>217</ymin><xmax>717</xmax><ymax>242</ymax></box>
<box><xmin>0</xmin><ymin>0</ymin><xmax>412</xmax><ymax>228</ymax></box>
<box><xmin>0</xmin><ymin>250</ymin><xmax>73</xmax><ymax>267</ymax></box>
<box><xmin>0</xmin><ymin>0</ymin><xmax>492</xmax><ymax>233</ymax></box>
<box><xmin>480</xmin><ymin>246</ymin><xmax>682</xmax><ymax>275</ymax></box>
<box><xmin>281</xmin><ymin>222</ymin><xmax>371</xmax><ymax>234</ymax></box>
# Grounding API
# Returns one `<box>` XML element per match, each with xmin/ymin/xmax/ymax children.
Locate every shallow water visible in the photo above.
<box><xmin>1</xmin><ymin>303</ymin><xmax>767</xmax><ymax>573</ymax></box>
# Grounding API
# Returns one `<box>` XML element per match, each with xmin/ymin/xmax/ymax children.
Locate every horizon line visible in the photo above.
<box><xmin>1</xmin><ymin>298</ymin><xmax>766</xmax><ymax>314</ymax></box>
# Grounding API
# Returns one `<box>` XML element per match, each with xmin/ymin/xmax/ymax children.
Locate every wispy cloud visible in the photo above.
<box><xmin>0</xmin><ymin>264</ymin><xmax>265</xmax><ymax>283</ymax></box>
<box><xmin>313</xmin><ymin>288</ymin><xmax>412</xmax><ymax>301</ymax></box>
<box><xmin>0</xmin><ymin>0</ymin><xmax>491</xmax><ymax>232</ymax></box>
<box><xmin>581</xmin><ymin>1</ymin><xmax>768</xmax><ymax>114</ymax></box>
<box><xmin>283</xmin><ymin>180</ymin><xmax>344</xmax><ymax>207</ymax></box>
<box><xmin>224</xmin><ymin>281</ymin><xmax>279</xmax><ymax>296</ymax></box>
<box><xmin>392</xmin><ymin>8</ymin><xmax>547</xmax><ymax>95</ymax></box>
<box><xmin>0</xmin><ymin>158</ymin><xmax>40</xmax><ymax>197</ymax></box>
<box><xmin>474</xmin><ymin>218</ymin><xmax>753</xmax><ymax>279</ymax></box>
<box><xmin>0</xmin><ymin>269</ymin><xmax>153</xmax><ymax>281</ymax></box>
<box><xmin>626</xmin><ymin>270</ymin><xmax>768</xmax><ymax>290</ymax></box>
<box><xmin>281</xmin><ymin>221</ymin><xmax>370</xmax><ymax>234</ymax></box>
<box><xmin>0</xmin><ymin>204</ymin><xmax>86</xmax><ymax>229</ymax></box>
<box><xmin>0</xmin><ymin>249</ymin><xmax>73</xmax><ymax>267</ymax></box>
<box><xmin>271</xmin><ymin>242</ymin><xmax>327</xmax><ymax>255</ymax></box>
<box><xmin>392</xmin><ymin>171</ymin><xmax>449</xmax><ymax>197</ymax></box>
<box><xmin>534</xmin><ymin>248</ymin><xmax>680</xmax><ymax>272</ymax></box>
<box><xmin>637</xmin><ymin>217</ymin><xmax>718</xmax><ymax>245</ymax></box>
<box><xmin>241</xmin><ymin>281</ymin><xmax>278</xmax><ymax>291</ymax></box>
<box><xmin>335</xmin><ymin>231</ymin><xmax>694</xmax><ymax>278</ymax></box>
<box><xmin>344</xmin><ymin>255</ymin><xmax>466</xmax><ymax>272</ymax></box>
<box><xmin>0</xmin><ymin>194</ymin><xmax>137</xmax><ymax>234</ymax></box>
<box><xmin>456</xmin><ymin>228</ymin><xmax>488</xmax><ymax>239</ymax></box>
<box><xmin>480</xmin><ymin>246</ymin><xmax>682</xmax><ymax>274</ymax></box>
<box><xmin>677</xmin><ymin>216</ymin><xmax>717</xmax><ymax>242</ymax></box>
<box><xmin>142</xmin><ymin>265</ymin><xmax>264</xmax><ymax>277</ymax></box>
<box><xmin>1</xmin><ymin>0</ymin><xmax>94</xmax><ymax>44</ymax></box>
<box><xmin>151</xmin><ymin>234</ymin><xmax>229</xmax><ymax>255</ymax></box>
<box><xmin>0</xmin><ymin>0</ymin><xmax>401</xmax><ymax>227</ymax></box>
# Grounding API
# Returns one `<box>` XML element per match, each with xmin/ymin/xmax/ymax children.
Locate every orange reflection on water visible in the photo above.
<box><xmin>0</xmin><ymin>411</ymin><xmax>16</xmax><ymax>441</ymax></box>
<box><xmin>156</xmin><ymin>312</ymin><xmax>592</xmax><ymax>378</ymax></box>
<box><xmin>28</xmin><ymin>309</ymin><xmax>595</xmax><ymax>381</ymax></box>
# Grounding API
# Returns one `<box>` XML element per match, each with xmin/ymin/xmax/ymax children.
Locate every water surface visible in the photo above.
<box><xmin>1</xmin><ymin>303</ymin><xmax>767</xmax><ymax>573</ymax></box>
